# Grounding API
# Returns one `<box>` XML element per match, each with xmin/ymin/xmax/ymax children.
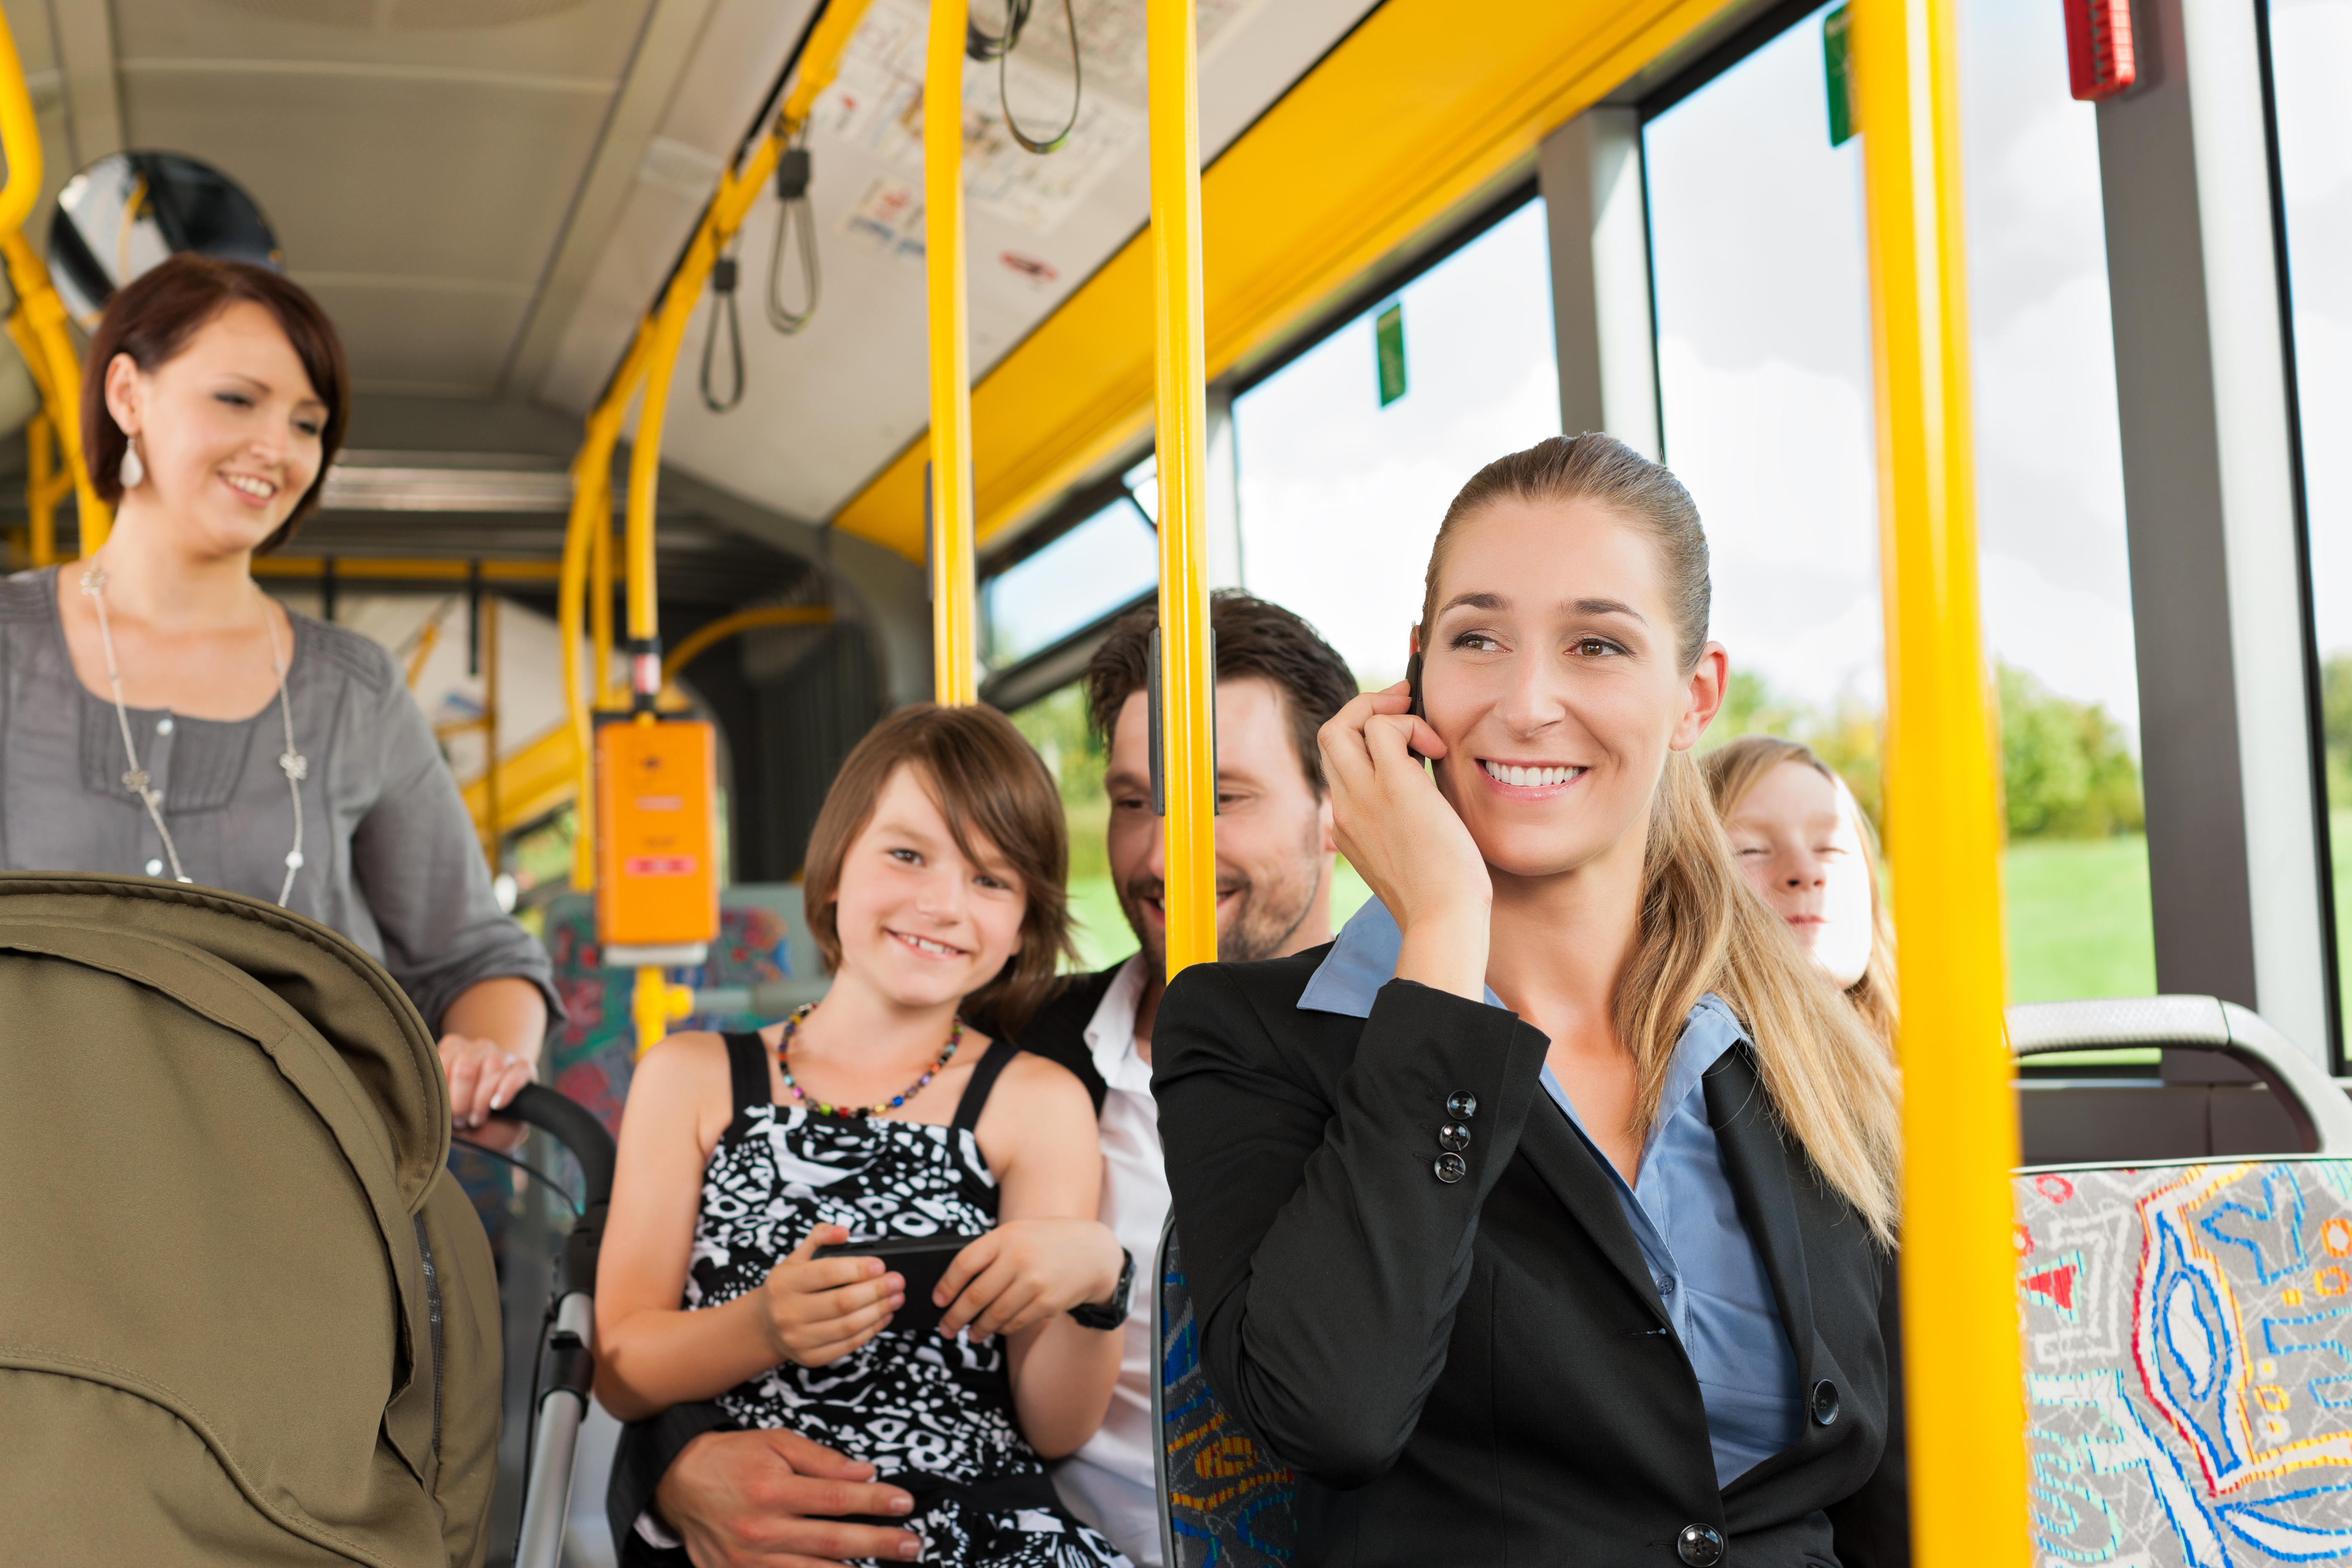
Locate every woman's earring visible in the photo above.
<box><xmin>120</xmin><ymin>436</ymin><xmax>144</xmax><ymax>489</ymax></box>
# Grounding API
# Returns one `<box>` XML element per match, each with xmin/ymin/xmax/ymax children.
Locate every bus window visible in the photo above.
<box><xmin>1232</xmin><ymin>198</ymin><xmax>1560</xmax><ymax>692</ymax></box>
<box><xmin>1646</xmin><ymin>0</ymin><xmax>2154</xmax><ymax>1005</ymax></box>
<box><xmin>981</xmin><ymin>490</ymin><xmax>1157</xmax><ymax>671</ymax></box>
<box><xmin>2270</xmin><ymin>0</ymin><xmax>2352</xmax><ymax>1057</ymax></box>
<box><xmin>1955</xmin><ymin>0</ymin><xmax>2152</xmax><ymax>1004</ymax></box>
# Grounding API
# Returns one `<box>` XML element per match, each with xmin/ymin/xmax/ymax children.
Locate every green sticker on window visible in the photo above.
<box><xmin>1375</xmin><ymin>302</ymin><xmax>1406</xmax><ymax>407</ymax></box>
<box><xmin>1823</xmin><ymin>5</ymin><xmax>1857</xmax><ymax>147</ymax></box>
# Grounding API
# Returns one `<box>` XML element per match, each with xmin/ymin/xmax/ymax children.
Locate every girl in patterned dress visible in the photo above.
<box><xmin>598</xmin><ymin>705</ymin><xmax>1134</xmax><ymax>1566</ymax></box>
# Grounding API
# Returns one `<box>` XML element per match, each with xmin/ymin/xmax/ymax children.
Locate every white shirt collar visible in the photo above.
<box><xmin>1082</xmin><ymin>952</ymin><xmax>1155</xmax><ymax>1095</ymax></box>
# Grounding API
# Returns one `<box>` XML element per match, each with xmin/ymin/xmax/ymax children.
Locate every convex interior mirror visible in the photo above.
<box><xmin>50</xmin><ymin>151</ymin><xmax>281</xmax><ymax>325</ymax></box>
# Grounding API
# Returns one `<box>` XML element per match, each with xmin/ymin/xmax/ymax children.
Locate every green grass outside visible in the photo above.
<box><xmin>1071</xmin><ymin>836</ymin><xmax>2162</xmax><ymax>1008</ymax></box>
<box><xmin>2001</xmin><ymin>833</ymin><xmax>2157</xmax><ymax>1004</ymax></box>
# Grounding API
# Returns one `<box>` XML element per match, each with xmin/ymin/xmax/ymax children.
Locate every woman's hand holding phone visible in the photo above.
<box><xmin>1320</xmin><ymin>683</ymin><xmax>1493</xmax><ymax>1001</ymax></box>
<box><xmin>931</xmin><ymin>1218</ymin><xmax>1125</xmax><ymax>1339</ymax></box>
<box><xmin>758</xmin><ymin>1223</ymin><xmax>906</xmax><ymax>1367</ymax></box>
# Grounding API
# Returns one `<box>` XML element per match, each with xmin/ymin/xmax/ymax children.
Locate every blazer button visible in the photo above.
<box><xmin>1446</xmin><ymin>1090</ymin><xmax>1478</xmax><ymax>1119</ymax></box>
<box><xmin>1437</xmin><ymin>1122</ymin><xmax>1472</xmax><ymax>1152</ymax></box>
<box><xmin>1810</xmin><ymin>1379</ymin><xmax>1840</xmax><ymax>1426</ymax></box>
<box><xmin>1433</xmin><ymin>1152</ymin><xmax>1468</xmax><ymax>1184</ymax></box>
<box><xmin>1676</xmin><ymin>1524</ymin><xmax>1726</xmax><ymax>1566</ymax></box>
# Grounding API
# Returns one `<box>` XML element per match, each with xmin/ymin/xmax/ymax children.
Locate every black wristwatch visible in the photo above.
<box><xmin>1068</xmin><ymin>1247</ymin><xmax>1135</xmax><ymax>1330</ymax></box>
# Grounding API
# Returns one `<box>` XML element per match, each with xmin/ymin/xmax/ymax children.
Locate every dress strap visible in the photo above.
<box><xmin>949</xmin><ymin>1041</ymin><xmax>1024</xmax><ymax>1134</ymax></box>
<box><xmin>721</xmin><ymin>1031</ymin><xmax>773</xmax><ymax>1121</ymax></box>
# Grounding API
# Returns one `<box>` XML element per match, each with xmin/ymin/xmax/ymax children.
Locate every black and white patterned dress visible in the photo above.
<box><xmin>686</xmin><ymin>1031</ymin><xmax>1130</xmax><ymax>1568</ymax></box>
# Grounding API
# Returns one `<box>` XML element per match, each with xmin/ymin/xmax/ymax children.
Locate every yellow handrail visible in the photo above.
<box><xmin>0</xmin><ymin>6</ymin><xmax>109</xmax><ymax>557</ymax></box>
<box><xmin>557</xmin><ymin>0</ymin><xmax>878</xmax><ymax>889</ymax></box>
<box><xmin>1147</xmin><ymin>0</ymin><xmax>1217</xmax><ymax>980</ymax></box>
<box><xmin>1853</xmin><ymin>0</ymin><xmax>2027</xmax><ymax>1560</ymax></box>
<box><xmin>926</xmin><ymin>0</ymin><xmax>978</xmax><ymax>705</ymax></box>
<box><xmin>660</xmin><ymin>604</ymin><xmax>834</xmax><ymax>683</ymax></box>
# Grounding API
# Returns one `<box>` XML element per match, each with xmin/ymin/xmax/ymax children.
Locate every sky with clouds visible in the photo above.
<box><xmin>1233</xmin><ymin>0</ymin><xmax>2149</xmax><ymax>743</ymax></box>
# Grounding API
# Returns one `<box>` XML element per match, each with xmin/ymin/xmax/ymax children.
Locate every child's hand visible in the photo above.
<box><xmin>934</xmin><ymin>1218</ymin><xmax>1125</xmax><ymax>1339</ymax></box>
<box><xmin>758</xmin><ymin>1224</ymin><xmax>905</xmax><ymax>1367</ymax></box>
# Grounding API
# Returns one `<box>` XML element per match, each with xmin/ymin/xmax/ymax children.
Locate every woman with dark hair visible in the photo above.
<box><xmin>0</xmin><ymin>253</ymin><xmax>556</xmax><ymax>1134</ymax></box>
<box><xmin>1155</xmin><ymin>433</ymin><xmax>1907</xmax><ymax>1565</ymax></box>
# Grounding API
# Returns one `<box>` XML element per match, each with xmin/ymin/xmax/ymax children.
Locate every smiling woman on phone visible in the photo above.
<box><xmin>1154</xmin><ymin>434</ymin><xmax>1909</xmax><ymax>1566</ymax></box>
<box><xmin>0</xmin><ymin>253</ymin><xmax>554</xmax><ymax>1140</ymax></box>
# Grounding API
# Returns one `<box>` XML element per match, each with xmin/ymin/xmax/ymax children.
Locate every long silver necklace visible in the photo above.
<box><xmin>78</xmin><ymin>563</ymin><xmax>308</xmax><ymax>906</ymax></box>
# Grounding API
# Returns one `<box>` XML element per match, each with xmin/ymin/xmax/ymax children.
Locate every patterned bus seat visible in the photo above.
<box><xmin>1153</xmin><ymin>1219</ymin><xmax>1297</xmax><ymax>1567</ymax></box>
<box><xmin>2013</xmin><ymin>997</ymin><xmax>2352</xmax><ymax>1565</ymax></box>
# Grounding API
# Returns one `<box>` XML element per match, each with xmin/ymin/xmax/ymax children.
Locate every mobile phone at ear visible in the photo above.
<box><xmin>813</xmin><ymin>1233</ymin><xmax>980</xmax><ymax>1337</ymax></box>
<box><xmin>1405</xmin><ymin>650</ymin><xmax>1428</xmax><ymax>762</ymax></box>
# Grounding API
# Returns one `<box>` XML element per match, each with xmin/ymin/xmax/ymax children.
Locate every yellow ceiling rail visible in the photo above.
<box><xmin>0</xmin><ymin>7</ymin><xmax>110</xmax><ymax>560</ymax></box>
<box><xmin>926</xmin><ymin>0</ymin><xmax>977</xmax><ymax>705</ymax></box>
<box><xmin>660</xmin><ymin>603</ymin><xmax>835</xmax><ymax>683</ymax></box>
<box><xmin>558</xmin><ymin>0</ymin><xmax>877</xmax><ymax>890</ymax></box>
<box><xmin>1853</xmin><ymin>0</ymin><xmax>2026</xmax><ymax>1558</ymax></box>
<box><xmin>833</xmin><ymin>0</ymin><xmax>1738</xmax><ymax>560</ymax></box>
<box><xmin>1148</xmin><ymin>0</ymin><xmax>1215</xmax><ymax>981</ymax></box>
<box><xmin>460</xmin><ymin>724</ymin><xmax>583</xmax><ymax>846</ymax></box>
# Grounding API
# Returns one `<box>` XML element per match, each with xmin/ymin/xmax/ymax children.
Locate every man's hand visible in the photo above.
<box><xmin>654</xmin><ymin>1428</ymin><xmax>921</xmax><ymax>1567</ymax></box>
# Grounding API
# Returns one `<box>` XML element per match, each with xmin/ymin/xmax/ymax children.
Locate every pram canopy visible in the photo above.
<box><xmin>0</xmin><ymin>872</ymin><xmax>503</xmax><ymax>1567</ymax></box>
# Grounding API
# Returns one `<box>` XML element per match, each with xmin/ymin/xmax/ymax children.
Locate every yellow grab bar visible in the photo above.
<box><xmin>1853</xmin><ymin>0</ymin><xmax>2027</xmax><ymax>1559</ymax></box>
<box><xmin>926</xmin><ymin>0</ymin><xmax>978</xmax><ymax>705</ymax></box>
<box><xmin>1147</xmin><ymin>0</ymin><xmax>1217</xmax><ymax>980</ymax></box>
<box><xmin>660</xmin><ymin>604</ymin><xmax>835</xmax><ymax>683</ymax></box>
<box><xmin>0</xmin><ymin>7</ymin><xmax>109</xmax><ymax>556</ymax></box>
<box><xmin>558</xmin><ymin>1</ymin><xmax>877</xmax><ymax>885</ymax></box>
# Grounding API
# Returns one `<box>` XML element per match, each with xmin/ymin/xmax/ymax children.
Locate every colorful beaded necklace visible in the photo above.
<box><xmin>774</xmin><ymin>1001</ymin><xmax>964</xmax><ymax>1119</ymax></box>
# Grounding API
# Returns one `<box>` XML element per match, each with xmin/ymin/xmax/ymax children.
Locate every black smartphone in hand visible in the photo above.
<box><xmin>813</xmin><ymin>1233</ymin><xmax>980</xmax><ymax>1337</ymax></box>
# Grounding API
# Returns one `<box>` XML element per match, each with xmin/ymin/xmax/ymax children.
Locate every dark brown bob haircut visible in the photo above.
<box><xmin>802</xmin><ymin>703</ymin><xmax>1075</xmax><ymax>1032</ymax></box>
<box><xmin>83</xmin><ymin>253</ymin><xmax>351</xmax><ymax>554</ymax></box>
<box><xmin>1086</xmin><ymin>589</ymin><xmax>1360</xmax><ymax>794</ymax></box>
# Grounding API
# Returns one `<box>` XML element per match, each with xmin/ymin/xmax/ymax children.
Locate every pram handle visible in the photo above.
<box><xmin>490</xmin><ymin>1082</ymin><xmax>616</xmax><ymax>1210</ymax></box>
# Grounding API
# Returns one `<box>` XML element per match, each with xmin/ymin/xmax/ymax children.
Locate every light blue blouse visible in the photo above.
<box><xmin>1299</xmin><ymin>898</ymin><xmax>1804</xmax><ymax>1485</ymax></box>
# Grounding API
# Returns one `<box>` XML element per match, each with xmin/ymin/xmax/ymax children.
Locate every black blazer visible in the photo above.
<box><xmin>602</xmin><ymin>962</ymin><xmax>1131</xmax><ymax>1564</ymax></box>
<box><xmin>1154</xmin><ymin>949</ymin><xmax>1908</xmax><ymax>1568</ymax></box>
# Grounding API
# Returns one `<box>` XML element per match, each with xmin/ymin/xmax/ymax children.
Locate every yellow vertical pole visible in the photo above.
<box><xmin>480</xmin><ymin>594</ymin><xmax>502</xmax><ymax>869</ymax></box>
<box><xmin>0</xmin><ymin>7</ymin><xmax>106</xmax><ymax>554</ymax></box>
<box><xmin>1147</xmin><ymin>0</ymin><xmax>1215</xmax><ymax>979</ymax></box>
<box><xmin>925</xmin><ymin>0</ymin><xmax>978</xmax><ymax>706</ymax></box>
<box><xmin>1852</xmin><ymin>0</ymin><xmax>2027</xmax><ymax>1561</ymax></box>
<box><xmin>26</xmin><ymin>411</ymin><xmax>52</xmax><ymax>568</ymax></box>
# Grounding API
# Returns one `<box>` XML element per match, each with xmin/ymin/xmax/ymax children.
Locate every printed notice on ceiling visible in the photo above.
<box><xmin>807</xmin><ymin>0</ymin><xmax>1263</xmax><ymax>235</ymax></box>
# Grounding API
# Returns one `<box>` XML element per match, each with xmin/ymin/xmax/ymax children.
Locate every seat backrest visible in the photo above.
<box><xmin>1153</xmin><ymin>1218</ymin><xmax>1297</xmax><ymax>1567</ymax></box>
<box><xmin>2011</xmin><ymin>997</ymin><xmax>2352</xmax><ymax>1564</ymax></box>
<box><xmin>2015</xmin><ymin>1157</ymin><xmax>2352</xmax><ymax>1564</ymax></box>
<box><xmin>0</xmin><ymin>874</ymin><xmax>502</xmax><ymax>1566</ymax></box>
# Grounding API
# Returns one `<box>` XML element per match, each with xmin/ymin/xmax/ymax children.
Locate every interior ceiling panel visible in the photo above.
<box><xmin>94</xmin><ymin>0</ymin><xmax>664</xmax><ymax>394</ymax></box>
<box><xmin>110</xmin><ymin>0</ymin><xmax>651</xmax><ymax>77</ymax></box>
<box><xmin>543</xmin><ymin>0</ymin><xmax>1383</xmax><ymax>525</ymax></box>
<box><xmin>299</xmin><ymin>279</ymin><xmax>534</xmax><ymax>395</ymax></box>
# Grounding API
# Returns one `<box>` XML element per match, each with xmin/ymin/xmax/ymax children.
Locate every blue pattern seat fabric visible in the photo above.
<box><xmin>2017</xmin><ymin>1156</ymin><xmax>2352</xmax><ymax>1563</ymax></box>
<box><xmin>1153</xmin><ymin>1218</ymin><xmax>1297</xmax><ymax>1567</ymax></box>
<box><xmin>2012</xmin><ymin>996</ymin><xmax>2352</xmax><ymax>1566</ymax></box>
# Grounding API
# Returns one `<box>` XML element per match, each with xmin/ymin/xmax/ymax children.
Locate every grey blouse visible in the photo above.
<box><xmin>0</xmin><ymin>567</ymin><xmax>557</xmax><ymax>1033</ymax></box>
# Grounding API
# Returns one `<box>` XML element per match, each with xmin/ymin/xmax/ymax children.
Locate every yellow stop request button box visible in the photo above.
<box><xmin>596</xmin><ymin>719</ymin><xmax>720</xmax><ymax>948</ymax></box>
